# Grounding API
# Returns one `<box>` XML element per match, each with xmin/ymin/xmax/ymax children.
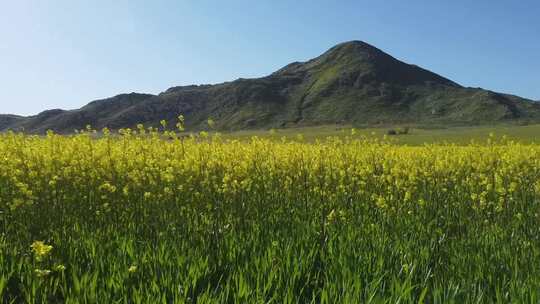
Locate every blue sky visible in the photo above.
<box><xmin>1</xmin><ymin>0</ymin><xmax>539</xmax><ymax>115</ymax></box>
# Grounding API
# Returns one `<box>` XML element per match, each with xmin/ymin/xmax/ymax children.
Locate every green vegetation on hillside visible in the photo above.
<box><xmin>2</xmin><ymin>41</ymin><xmax>540</xmax><ymax>133</ymax></box>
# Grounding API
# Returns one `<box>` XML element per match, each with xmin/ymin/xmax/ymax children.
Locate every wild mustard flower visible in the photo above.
<box><xmin>207</xmin><ymin>118</ymin><xmax>215</xmax><ymax>129</ymax></box>
<box><xmin>31</xmin><ymin>241</ymin><xmax>53</xmax><ymax>261</ymax></box>
<box><xmin>34</xmin><ymin>269</ymin><xmax>52</xmax><ymax>277</ymax></box>
<box><xmin>2</xmin><ymin>124</ymin><xmax>540</xmax><ymax>299</ymax></box>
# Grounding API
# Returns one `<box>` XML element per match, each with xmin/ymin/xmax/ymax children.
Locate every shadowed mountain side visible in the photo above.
<box><xmin>2</xmin><ymin>41</ymin><xmax>540</xmax><ymax>133</ymax></box>
<box><xmin>0</xmin><ymin>114</ymin><xmax>23</xmax><ymax>130</ymax></box>
<box><xmin>4</xmin><ymin>93</ymin><xmax>155</xmax><ymax>133</ymax></box>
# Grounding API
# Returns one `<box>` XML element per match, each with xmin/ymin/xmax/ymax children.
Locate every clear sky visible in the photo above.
<box><xmin>1</xmin><ymin>0</ymin><xmax>539</xmax><ymax>116</ymax></box>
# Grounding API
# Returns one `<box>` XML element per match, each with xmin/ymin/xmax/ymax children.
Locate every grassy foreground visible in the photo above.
<box><xmin>1</xmin><ymin>126</ymin><xmax>540</xmax><ymax>303</ymax></box>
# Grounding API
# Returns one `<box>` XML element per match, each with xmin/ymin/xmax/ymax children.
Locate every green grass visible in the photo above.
<box><xmin>3</xmin><ymin>130</ymin><xmax>540</xmax><ymax>302</ymax></box>
<box><xmin>221</xmin><ymin>124</ymin><xmax>540</xmax><ymax>145</ymax></box>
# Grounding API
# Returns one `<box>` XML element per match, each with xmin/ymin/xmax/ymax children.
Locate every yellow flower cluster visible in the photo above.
<box><xmin>2</xmin><ymin>124</ymin><xmax>540</xmax><ymax>301</ymax></box>
<box><xmin>0</xmin><ymin>129</ymin><xmax>539</xmax><ymax>221</ymax></box>
<box><xmin>30</xmin><ymin>241</ymin><xmax>53</xmax><ymax>261</ymax></box>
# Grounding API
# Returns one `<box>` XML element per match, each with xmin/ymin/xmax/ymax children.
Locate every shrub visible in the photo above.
<box><xmin>399</xmin><ymin>126</ymin><xmax>410</xmax><ymax>135</ymax></box>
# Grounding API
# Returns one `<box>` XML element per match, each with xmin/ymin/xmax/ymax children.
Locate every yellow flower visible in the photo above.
<box><xmin>376</xmin><ymin>196</ymin><xmax>387</xmax><ymax>209</ymax></box>
<box><xmin>143</xmin><ymin>192</ymin><xmax>152</xmax><ymax>200</ymax></box>
<box><xmin>99</xmin><ymin>182</ymin><xmax>117</xmax><ymax>193</ymax></box>
<box><xmin>326</xmin><ymin>209</ymin><xmax>336</xmax><ymax>223</ymax></box>
<box><xmin>207</xmin><ymin>118</ymin><xmax>215</xmax><ymax>129</ymax></box>
<box><xmin>34</xmin><ymin>269</ymin><xmax>52</xmax><ymax>277</ymax></box>
<box><xmin>31</xmin><ymin>241</ymin><xmax>53</xmax><ymax>261</ymax></box>
<box><xmin>404</xmin><ymin>190</ymin><xmax>412</xmax><ymax>202</ymax></box>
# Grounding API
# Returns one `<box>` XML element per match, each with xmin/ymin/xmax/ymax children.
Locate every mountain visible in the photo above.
<box><xmin>3</xmin><ymin>41</ymin><xmax>540</xmax><ymax>133</ymax></box>
<box><xmin>0</xmin><ymin>114</ymin><xmax>23</xmax><ymax>130</ymax></box>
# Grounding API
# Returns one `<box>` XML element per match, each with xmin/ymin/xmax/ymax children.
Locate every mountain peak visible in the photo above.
<box><xmin>2</xmin><ymin>40</ymin><xmax>539</xmax><ymax>133</ymax></box>
<box><xmin>319</xmin><ymin>40</ymin><xmax>390</xmax><ymax>62</ymax></box>
<box><xmin>327</xmin><ymin>40</ymin><xmax>382</xmax><ymax>53</ymax></box>
<box><xmin>305</xmin><ymin>41</ymin><xmax>371</xmax><ymax>66</ymax></box>
<box><xmin>275</xmin><ymin>40</ymin><xmax>460</xmax><ymax>89</ymax></box>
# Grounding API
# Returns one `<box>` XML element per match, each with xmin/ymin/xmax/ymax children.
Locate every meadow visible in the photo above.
<box><xmin>1</xmin><ymin>122</ymin><xmax>540</xmax><ymax>303</ymax></box>
<box><xmin>223</xmin><ymin>123</ymin><xmax>540</xmax><ymax>145</ymax></box>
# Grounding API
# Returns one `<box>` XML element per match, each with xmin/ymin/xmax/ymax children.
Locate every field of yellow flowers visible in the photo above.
<box><xmin>1</xmin><ymin>124</ymin><xmax>540</xmax><ymax>303</ymax></box>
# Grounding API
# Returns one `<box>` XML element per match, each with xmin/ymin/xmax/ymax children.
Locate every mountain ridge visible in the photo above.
<box><xmin>3</xmin><ymin>40</ymin><xmax>540</xmax><ymax>133</ymax></box>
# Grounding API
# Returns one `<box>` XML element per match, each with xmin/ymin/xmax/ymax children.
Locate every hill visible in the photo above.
<box><xmin>0</xmin><ymin>114</ymin><xmax>23</xmax><ymax>130</ymax></box>
<box><xmin>2</xmin><ymin>41</ymin><xmax>540</xmax><ymax>133</ymax></box>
